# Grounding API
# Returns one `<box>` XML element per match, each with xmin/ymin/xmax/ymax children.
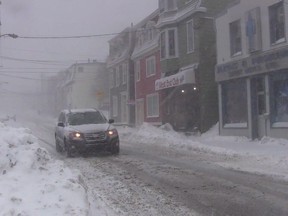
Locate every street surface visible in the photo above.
<box><xmin>24</xmin><ymin>117</ymin><xmax>288</xmax><ymax>216</ymax></box>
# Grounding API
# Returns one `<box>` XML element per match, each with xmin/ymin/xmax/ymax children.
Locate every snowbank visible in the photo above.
<box><xmin>0</xmin><ymin>122</ymin><xmax>89</xmax><ymax>216</ymax></box>
<box><xmin>118</xmin><ymin>123</ymin><xmax>288</xmax><ymax>181</ymax></box>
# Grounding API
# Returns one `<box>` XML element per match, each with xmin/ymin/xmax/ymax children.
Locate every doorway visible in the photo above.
<box><xmin>252</xmin><ymin>76</ymin><xmax>268</xmax><ymax>138</ymax></box>
<box><xmin>136</xmin><ymin>99</ymin><xmax>144</xmax><ymax>126</ymax></box>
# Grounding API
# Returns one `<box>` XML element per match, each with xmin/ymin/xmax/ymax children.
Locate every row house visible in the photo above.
<box><xmin>107</xmin><ymin>0</ymin><xmax>230</xmax><ymax>132</ymax></box>
<box><xmin>155</xmin><ymin>0</ymin><xmax>230</xmax><ymax>132</ymax></box>
<box><xmin>107</xmin><ymin>28</ymin><xmax>136</xmax><ymax>125</ymax></box>
<box><xmin>55</xmin><ymin>61</ymin><xmax>108</xmax><ymax>114</ymax></box>
<box><xmin>216</xmin><ymin>0</ymin><xmax>288</xmax><ymax>139</ymax></box>
<box><xmin>131</xmin><ymin>10</ymin><xmax>163</xmax><ymax>126</ymax></box>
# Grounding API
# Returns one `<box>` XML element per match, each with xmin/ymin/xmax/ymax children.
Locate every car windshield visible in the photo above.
<box><xmin>67</xmin><ymin>111</ymin><xmax>107</xmax><ymax>125</ymax></box>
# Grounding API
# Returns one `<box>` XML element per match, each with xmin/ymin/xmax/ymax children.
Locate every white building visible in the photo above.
<box><xmin>56</xmin><ymin>61</ymin><xmax>108</xmax><ymax>112</ymax></box>
<box><xmin>215</xmin><ymin>0</ymin><xmax>288</xmax><ymax>139</ymax></box>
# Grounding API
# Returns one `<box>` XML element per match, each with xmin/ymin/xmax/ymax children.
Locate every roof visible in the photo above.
<box><xmin>62</xmin><ymin>108</ymin><xmax>99</xmax><ymax>114</ymax></box>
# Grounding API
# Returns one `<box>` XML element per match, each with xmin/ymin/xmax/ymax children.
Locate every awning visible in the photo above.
<box><xmin>155</xmin><ymin>63</ymin><xmax>198</xmax><ymax>91</ymax></box>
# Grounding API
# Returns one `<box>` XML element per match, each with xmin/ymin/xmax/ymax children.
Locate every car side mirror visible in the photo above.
<box><xmin>57</xmin><ymin>122</ymin><xmax>65</xmax><ymax>127</ymax></box>
<box><xmin>108</xmin><ymin>119</ymin><xmax>114</xmax><ymax>124</ymax></box>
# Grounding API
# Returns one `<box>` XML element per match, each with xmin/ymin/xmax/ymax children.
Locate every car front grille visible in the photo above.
<box><xmin>84</xmin><ymin>131</ymin><xmax>106</xmax><ymax>143</ymax></box>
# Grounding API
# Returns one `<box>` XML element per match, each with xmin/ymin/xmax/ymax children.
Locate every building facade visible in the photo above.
<box><xmin>216</xmin><ymin>0</ymin><xmax>288</xmax><ymax>139</ymax></box>
<box><xmin>131</xmin><ymin>10</ymin><xmax>163</xmax><ymax>126</ymax></box>
<box><xmin>155</xmin><ymin>0</ymin><xmax>230</xmax><ymax>133</ymax></box>
<box><xmin>107</xmin><ymin>28</ymin><xmax>136</xmax><ymax>125</ymax></box>
<box><xmin>55</xmin><ymin>61</ymin><xmax>108</xmax><ymax>113</ymax></box>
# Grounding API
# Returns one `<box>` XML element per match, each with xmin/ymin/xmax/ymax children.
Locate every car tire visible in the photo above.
<box><xmin>111</xmin><ymin>143</ymin><xmax>120</xmax><ymax>155</ymax></box>
<box><xmin>65</xmin><ymin>141</ymin><xmax>73</xmax><ymax>158</ymax></box>
<box><xmin>55</xmin><ymin>138</ymin><xmax>63</xmax><ymax>153</ymax></box>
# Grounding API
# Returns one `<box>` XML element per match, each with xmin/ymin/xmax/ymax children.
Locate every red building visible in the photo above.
<box><xmin>131</xmin><ymin>10</ymin><xmax>163</xmax><ymax>126</ymax></box>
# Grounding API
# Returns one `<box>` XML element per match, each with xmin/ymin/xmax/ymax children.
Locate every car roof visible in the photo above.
<box><xmin>62</xmin><ymin>108</ymin><xmax>100</xmax><ymax>114</ymax></box>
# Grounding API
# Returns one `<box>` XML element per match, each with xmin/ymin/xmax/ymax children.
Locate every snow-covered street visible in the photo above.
<box><xmin>1</xmin><ymin>110</ymin><xmax>288</xmax><ymax>215</ymax></box>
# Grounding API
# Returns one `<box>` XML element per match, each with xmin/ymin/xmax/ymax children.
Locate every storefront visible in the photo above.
<box><xmin>155</xmin><ymin>64</ymin><xmax>199</xmax><ymax>131</ymax></box>
<box><xmin>216</xmin><ymin>45</ymin><xmax>288</xmax><ymax>139</ymax></box>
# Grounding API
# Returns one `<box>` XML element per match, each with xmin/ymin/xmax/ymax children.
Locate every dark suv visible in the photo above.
<box><xmin>55</xmin><ymin>108</ymin><xmax>119</xmax><ymax>157</ymax></box>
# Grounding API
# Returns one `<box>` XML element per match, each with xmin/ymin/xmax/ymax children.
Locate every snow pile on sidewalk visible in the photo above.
<box><xmin>119</xmin><ymin>123</ymin><xmax>288</xmax><ymax>181</ymax></box>
<box><xmin>0</xmin><ymin>122</ymin><xmax>89</xmax><ymax>216</ymax></box>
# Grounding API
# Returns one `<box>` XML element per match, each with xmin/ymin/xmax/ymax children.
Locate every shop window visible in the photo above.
<box><xmin>230</xmin><ymin>20</ymin><xmax>242</xmax><ymax>56</ymax></box>
<box><xmin>146</xmin><ymin>93</ymin><xmax>159</xmax><ymax>117</ymax></box>
<box><xmin>222</xmin><ymin>79</ymin><xmax>248</xmax><ymax>127</ymax></box>
<box><xmin>269</xmin><ymin>1</ymin><xmax>285</xmax><ymax>44</ymax></box>
<box><xmin>272</xmin><ymin>72</ymin><xmax>288</xmax><ymax>123</ymax></box>
<box><xmin>255</xmin><ymin>78</ymin><xmax>266</xmax><ymax>115</ymax></box>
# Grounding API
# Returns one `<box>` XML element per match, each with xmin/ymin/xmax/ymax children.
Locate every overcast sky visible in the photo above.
<box><xmin>0</xmin><ymin>0</ymin><xmax>158</xmax><ymax>93</ymax></box>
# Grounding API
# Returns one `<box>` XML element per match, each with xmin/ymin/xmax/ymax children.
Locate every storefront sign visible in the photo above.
<box><xmin>155</xmin><ymin>65</ymin><xmax>197</xmax><ymax>91</ymax></box>
<box><xmin>216</xmin><ymin>46</ymin><xmax>288</xmax><ymax>82</ymax></box>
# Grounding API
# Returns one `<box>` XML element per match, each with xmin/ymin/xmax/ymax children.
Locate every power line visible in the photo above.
<box><xmin>7</xmin><ymin>26</ymin><xmax>159</xmax><ymax>40</ymax></box>
<box><xmin>16</xmin><ymin>32</ymin><xmax>121</xmax><ymax>40</ymax></box>
<box><xmin>0</xmin><ymin>70</ymin><xmax>59</xmax><ymax>74</ymax></box>
<box><xmin>0</xmin><ymin>73</ymin><xmax>43</xmax><ymax>80</ymax></box>
<box><xmin>0</xmin><ymin>72</ymin><xmax>102</xmax><ymax>81</ymax></box>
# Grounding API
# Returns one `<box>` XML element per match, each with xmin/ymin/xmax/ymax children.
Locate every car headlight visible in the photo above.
<box><xmin>107</xmin><ymin>129</ymin><xmax>118</xmax><ymax>138</ymax></box>
<box><xmin>69</xmin><ymin>132</ymin><xmax>84</xmax><ymax>140</ymax></box>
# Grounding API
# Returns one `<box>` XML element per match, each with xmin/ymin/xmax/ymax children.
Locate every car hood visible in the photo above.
<box><xmin>68</xmin><ymin>123</ymin><xmax>110</xmax><ymax>133</ymax></box>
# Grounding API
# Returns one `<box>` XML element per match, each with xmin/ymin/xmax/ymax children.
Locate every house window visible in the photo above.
<box><xmin>123</xmin><ymin>63</ymin><xmax>127</xmax><ymax>84</ymax></box>
<box><xmin>187</xmin><ymin>20</ymin><xmax>194</xmax><ymax>53</ymax></box>
<box><xmin>269</xmin><ymin>1</ymin><xmax>285</xmax><ymax>44</ymax></box>
<box><xmin>112</xmin><ymin>96</ymin><xmax>118</xmax><ymax>117</ymax></box>
<box><xmin>119</xmin><ymin>64</ymin><xmax>123</xmax><ymax>84</ymax></box>
<box><xmin>272</xmin><ymin>72</ymin><xmax>288</xmax><ymax>123</ymax></box>
<box><xmin>159</xmin><ymin>0</ymin><xmax>176</xmax><ymax>13</ymax></box>
<box><xmin>116</xmin><ymin>67</ymin><xmax>120</xmax><ymax>86</ymax></box>
<box><xmin>168</xmin><ymin>29</ymin><xmax>176</xmax><ymax>56</ymax></box>
<box><xmin>146</xmin><ymin>93</ymin><xmax>159</xmax><ymax>117</ymax></box>
<box><xmin>159</xmin><ymin>0</ymin><xmax>165</xmax><ymax>13</ymax></box>
<box><xmin>166</xmin><ymin>0</ymin><xmax>176</xmax><ymax>11</ymax></box>
<box><xmin>230</xmin><ymin>20</ymin><xmax>242</xmax><ymax>56</ymax></box>
<box><xmin>160</xmin><ymin>28</ymin><xmax>178</xmax><ymax>59</ymax></box>
<box><xmin>110</xmin><ymin>70</ymin><xmax>114</xmax><ymax>88</ymax></box>
<box><xmin>245</xmin><ymin>7</ymin><xmax>262</xmax><ymax>52</ymax></box>
<box><xmin>160</xmin><ymin>32</ymin><xmax>166</xmax><ymax>59</ymax></box>
<box><xmin>146</xmin><ymin>56</ymin><xmax>156</xmax><ymax>77</ymax></box>
<box><xmin>78</xmin><ymin>67</ymin><xmax>84</xmax><ymax>72</ymax></box>
<box><xmin>135</xmin><ymin>60</ymin><xmax>141</xmax><ymax>82</ymax></box>
<box><xmin>222</xmin><ymin>79</ymin><xmax>248</xmax><ymax>126</ymax></box>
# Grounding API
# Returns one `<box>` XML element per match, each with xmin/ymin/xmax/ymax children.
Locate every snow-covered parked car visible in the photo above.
<box><xmin>55</xmin><ymin>108</ymin><xmax>119</xmax><ymax>157</ymax></box>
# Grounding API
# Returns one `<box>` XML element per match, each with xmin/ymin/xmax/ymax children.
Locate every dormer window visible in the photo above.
<box><xmin>166</xmin><ymin>0</ymin><xmax>176</xmax><ymax>11</ymax></box>
<box><xmin>159</xmin><ymin>0</ymin><xmax>177</xmax><ymax>13</ymax></box>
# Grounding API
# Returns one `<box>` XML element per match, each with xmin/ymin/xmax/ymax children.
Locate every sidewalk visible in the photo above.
<box><xmin>118</xmin><ymin>123</ymin><xmax>288</xmax><ymax>181</ymax></box>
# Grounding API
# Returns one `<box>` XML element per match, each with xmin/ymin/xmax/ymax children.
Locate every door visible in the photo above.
<box><xmin>136</xmin><ymin>99</ymin><xmax>144</xmax><ymax>126</ymax></box>
<box><xmin>252</xmin><ymin>77</ymin><xmax>268</xmax><ymax>138</ymax></box>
